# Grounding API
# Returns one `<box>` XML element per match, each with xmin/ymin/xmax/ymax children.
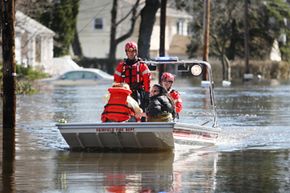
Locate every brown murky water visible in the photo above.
<box><xmin>1</xmin><ymin>79</ymin><xmax>290</xmax><ymax>192</ymax></box>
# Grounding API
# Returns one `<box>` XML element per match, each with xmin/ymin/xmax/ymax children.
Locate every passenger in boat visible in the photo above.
<box><xmin>146</xmin><ymin>84</ymin><xmax>175</xmax><ymax>122</ymax></box>
<box><xmin>161</xmin><ymin>72</ymin><xmax>183</xmax><ymax>118</ymax></box>
<box><xmin>101</xmin><ymin>82</ymin><xmax>143</xmax><ymax>122</ymax></box>
<box><xmin>114</xmin><ymin>41</ymin><xmax>151</xmax><ymax>111</ymax></box>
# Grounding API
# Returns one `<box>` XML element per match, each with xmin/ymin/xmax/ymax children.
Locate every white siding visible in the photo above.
<box><xmin>78</xmin><ymin>1</ymin><xmax>192</xmax><ymax>58</ymax></box>
<box><xmin>15</xmin><ymin>11</ymin><xmax>55</xmax><ymax>70</ymax></box>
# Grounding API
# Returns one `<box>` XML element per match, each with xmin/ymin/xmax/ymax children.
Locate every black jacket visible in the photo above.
<box><xmin>146</xmin><ymin>85</ymin><xmax>175</xmax><ymax>118</ymax></box>
<box><xmin>147</xmin><ymin>95</ymin><xmax>175</xmax><ymax>116</ymax></box>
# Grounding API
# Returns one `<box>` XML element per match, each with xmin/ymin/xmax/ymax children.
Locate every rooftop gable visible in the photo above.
<box><xmin>16</xmin><ymin>11</ymin><xmax>55</xmax><ymax>36</ymax></box>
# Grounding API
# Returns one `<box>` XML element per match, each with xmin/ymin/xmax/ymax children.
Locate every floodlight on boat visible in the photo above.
<box><xmin>191</xmin><ymin>63</ymin><xmax>203</xmax><ymax>76</ymax></box>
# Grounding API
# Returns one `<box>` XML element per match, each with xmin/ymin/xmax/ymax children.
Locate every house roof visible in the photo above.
<box><xmin>16</xmin><ymin>11</ymin><xmax>55</xmax><ymax>36</ymax></box>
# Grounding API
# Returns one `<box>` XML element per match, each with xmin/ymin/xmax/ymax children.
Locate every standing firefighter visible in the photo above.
<box><xmin>114</xmin><ymin>41</ymin><xmax>151</xmax><ymax>111</ymax></box>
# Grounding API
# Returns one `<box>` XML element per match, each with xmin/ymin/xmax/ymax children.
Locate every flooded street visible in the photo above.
<box><xmin>1</xmin><ymin>79</ymin><xmax>290</xmax><ymax>192</ymax></box>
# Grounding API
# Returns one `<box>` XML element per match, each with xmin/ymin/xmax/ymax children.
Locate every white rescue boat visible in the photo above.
<box><xmin>56</xmin><ymin>59</ymin><xmax>221</xmax><ymax>151</ymax></box>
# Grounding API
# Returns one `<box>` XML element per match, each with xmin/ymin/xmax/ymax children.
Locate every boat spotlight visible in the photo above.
<box><xmin>191</xmin><ymin>64</ymin><xmax>203</xmax><ymax>76</ymax></box>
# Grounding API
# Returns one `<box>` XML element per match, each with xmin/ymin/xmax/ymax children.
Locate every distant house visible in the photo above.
<box><xmin>150</xmin><ymin>8</ymin><xmax>192</xmax><ymax>59</ymax></box>
<box><xmin>15</xmin><ymin>11</ymin><xmax>55</xmax><ymax>70</ymax></box>
<box><xmin>0</xmin><ymin>12</ymin><xmax>80</xmax><ymax>76</ymax></box>
<box><xmin>77</xmin><ymin>0</ymin><xmax>192</xmax><ymax>59</ymax></box>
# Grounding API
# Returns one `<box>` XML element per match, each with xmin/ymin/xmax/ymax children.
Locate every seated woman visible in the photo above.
<box><xmin>101</xmin><ymin>82</ymin><xmax>143</xmax><ymax>122</ymax></box>
<box><xmin>146</xmin><ymin>84</ymin><xmax>175</xmax><ymax>122</ymax></box>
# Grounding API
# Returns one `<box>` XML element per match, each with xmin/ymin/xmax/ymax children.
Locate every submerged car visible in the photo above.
<box><xmin>41</xmin><ymin>68</ymin><xmax>113</xmax><ymax>86</ymax></box>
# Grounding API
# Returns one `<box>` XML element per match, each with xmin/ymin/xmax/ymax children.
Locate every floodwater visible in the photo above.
<box><xmin>1</xmin><ymin>78</ymin><xmax>290</xmax><ymax>193</ymax></box>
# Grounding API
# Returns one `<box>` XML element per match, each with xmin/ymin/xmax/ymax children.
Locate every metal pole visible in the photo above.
<box><xmin>202</xmin><ymin>61</ymin><xmax>218</xmax><ymax>127</ymax></box>
<box><xmin>1</xmin><ymin>0</ymin><xmax>16</xmax><ymax>159</ymax></box>
<box><xmin>159</xmin><ymin>0</ymin><xmax>166</xmax><ymax>83</ymax></box>
<box><xmin>202</xmin><ymin>0</ymin><xmax>210</xmax><ymax>80</ymax></box>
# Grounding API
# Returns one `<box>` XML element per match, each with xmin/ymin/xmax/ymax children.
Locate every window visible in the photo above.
<box><xmin>176</xmin><ymin>19</ymin><xmax>188</xmax><ymax>36</ymax></box>
<box><xmin>176</xmin><ymin>19</ymin><xmax>182</xmax><ymax>35</ymax></box>
<box><xmin>35</xmin><ymin>36</ymin><xmax>41</xmax><ymax>63</ymax></box>
<box><xmin>62</xmin><ymin>71</ymin><xmax>83</xmax><ymax>80</ymax></box>
<box><xmin>94</xmin><ymin>18</ymin><xmax>103</xmax><ymax>29</ymax></box>
<box><xmin>83</xmin><ymin>72</ymin><xmax>98</xmax><ymax>80</ymax></box>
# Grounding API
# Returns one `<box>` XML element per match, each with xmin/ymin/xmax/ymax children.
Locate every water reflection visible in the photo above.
<box><xmin>55</xmin><ymin>152</ymin><xmax>174</xmax><ymax>192</ymax></box>
<box><xmin>1</xmin><ymin>155</ymin><xmax>16</xmax><ymax>193</ymax></box>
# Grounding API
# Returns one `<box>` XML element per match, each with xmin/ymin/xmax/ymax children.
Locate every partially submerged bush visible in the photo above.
<box><xmin>16</xmin><ymin>65</ymin><xmax>49</xmax><ymax>81</ymax></box>
<box><xmin>16</xmin><ymin>81</ymin><xmax>37</xmax><ymax>95</ymax></box>
<box><xmin>0</xmin><ymin>64</ymin><xmax>49</xmax><ymax>95</ymax></box>
<box><xmin>15</xmin><ymin>65</ymin><xmax>49</xmax><ymax>94</ymax></box>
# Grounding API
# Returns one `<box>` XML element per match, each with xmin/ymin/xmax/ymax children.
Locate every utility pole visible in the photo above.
<box><xmin>1</xmin><ymin>0</ymin><xmax>16</xmax><ymax>160</ymax></box>
<box><xmin>202</xmin><ymin>0</ymin><xmax>210</xmax><ymax>81</ymax></box>
<box><xmin>159</xmin><ymin>0</ymin><xmax>167</xmax><ymax>83</ymax></box>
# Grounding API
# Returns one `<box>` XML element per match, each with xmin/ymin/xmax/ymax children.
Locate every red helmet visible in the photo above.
<box><xmin>125</xmin><ymin>41</ymin><xmax>138</xmax><ymax>52</ymax></box>
<box><xmin>161</xmin><ymin>72</ymin><xmax>175</xmax><ymax>82</ymax></box>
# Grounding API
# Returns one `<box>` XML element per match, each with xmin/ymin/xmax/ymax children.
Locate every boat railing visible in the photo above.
<box><xmin>144</xmin><ymin>59</ymin><xmax>218</xmax><ymax>128</ymax></box>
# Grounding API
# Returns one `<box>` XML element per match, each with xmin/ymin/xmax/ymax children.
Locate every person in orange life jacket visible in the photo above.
<box><xmin>101</xmin><ymin>82</ymin><xmax>143</xmax><ymax>122</ymax></box>
<box><xmin>161</xmin><ymin>72</ymin><xmax>183</xmax><ymax>118</ymax></box>
<box><xmin>146</xmin><ymin>84</ymin><xmax>175</xmax><ymax>122</ymax></box>
<box><xmin>114</xmin><ymin>41</ymin><xmax>151</xmax><ymax>111</ymax></box>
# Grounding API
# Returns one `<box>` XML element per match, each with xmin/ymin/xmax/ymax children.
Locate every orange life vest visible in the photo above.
<box><xmin>101</xmin><ymin>87</ymin><xmax>135</xmax><ymax>122</ymax></box>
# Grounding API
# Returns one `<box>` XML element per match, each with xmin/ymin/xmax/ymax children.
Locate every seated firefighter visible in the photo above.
<box><xmin>146</xmin><ymin>84</ymin><xmax>176</xmax><ymax>122</ymax></box>
<box><xmin>101</xmin><ymin>83</ymin><xmax>143</xmax><ymax>122</ymax></box>
<box><xmin>161</xmin><ymin>72</ymin><xmax>183</xmax><ymax>119</ymax></box>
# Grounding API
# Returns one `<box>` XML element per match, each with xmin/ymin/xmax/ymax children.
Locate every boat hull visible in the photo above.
<box><xmin>57</xmin><ymin>122</ymin><xmax>219</xmax><ymax>151</ymax></box>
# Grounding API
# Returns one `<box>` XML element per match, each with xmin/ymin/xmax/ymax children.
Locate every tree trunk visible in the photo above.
<box><xmin>227</xmin><ymin>19</ymin><xmax>238</xmax><ymax>60</ymax></box>
<box><xmin>108</xmin><ymin>0</ymin><xmax>118</xmax><ymax>74</ymax></box>
<box><xmin>244</xmin><ymin>0</ymin><xmax>250</xmax><ymax>74</ymax></box>
<box><xmin>138</xmin><ymin>0</ymin><xmax>160</xmax><ymax>59</ymax></box>
<box><xmin>108</xmin><ymin>0</ymin><xmax>140</xmax><ymax>74</ymax></box>
<box><xmin>72</xmin><ymin>31</ymin><xmax>83</xmax><ymax>57</ymax></box>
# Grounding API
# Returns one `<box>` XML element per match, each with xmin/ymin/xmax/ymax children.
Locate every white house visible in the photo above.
<box><xmin>77</xmin><ymin>0</ymin><xmax>192</xmax><ymax>59</ymax></box>
<box><xmin>150</xmin><ymin>8</ymin><xmax>192</xmax><ymax>58</ymax></box>
<box><xmin>15</xmin><ymin>11</ymin><xmax>55</xmax><ymax>70</ymax></box>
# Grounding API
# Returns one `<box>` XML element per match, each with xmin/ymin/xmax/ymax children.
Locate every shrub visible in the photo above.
<box><xmin>16</xmin><ymin>65</ymin><xmax>49</xmax><ymax>80</ymax></box>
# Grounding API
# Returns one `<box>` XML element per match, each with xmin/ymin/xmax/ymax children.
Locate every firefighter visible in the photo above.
<box><xmin>161</xmin><ymin>72</ymin><xmax>183</xmax><ymax>118</ymax></box>
<box><xmin>114</xmin><ymin>41</ymin><xmax>151</xmax><ymax>111</ymax></box>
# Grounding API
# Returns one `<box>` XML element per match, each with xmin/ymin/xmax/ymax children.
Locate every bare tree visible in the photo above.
<box><xmin>210</xmin><ymin>1</ymin><xmax>244</xmax><ymax>81</ymax></box>
<box><xmin>15</xmin><ymin>0</ymin><xmax>51</xmax><ymax>18</ymax></box>
<box><xmin>72</xmin><ymin>31</ymin><xmax>83</xmax><ymax>57</ymax></box>
<box><xmin>108</xmin><ymin>0</ymin><xmax>140</xmax><ymax>73</ymax></box>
